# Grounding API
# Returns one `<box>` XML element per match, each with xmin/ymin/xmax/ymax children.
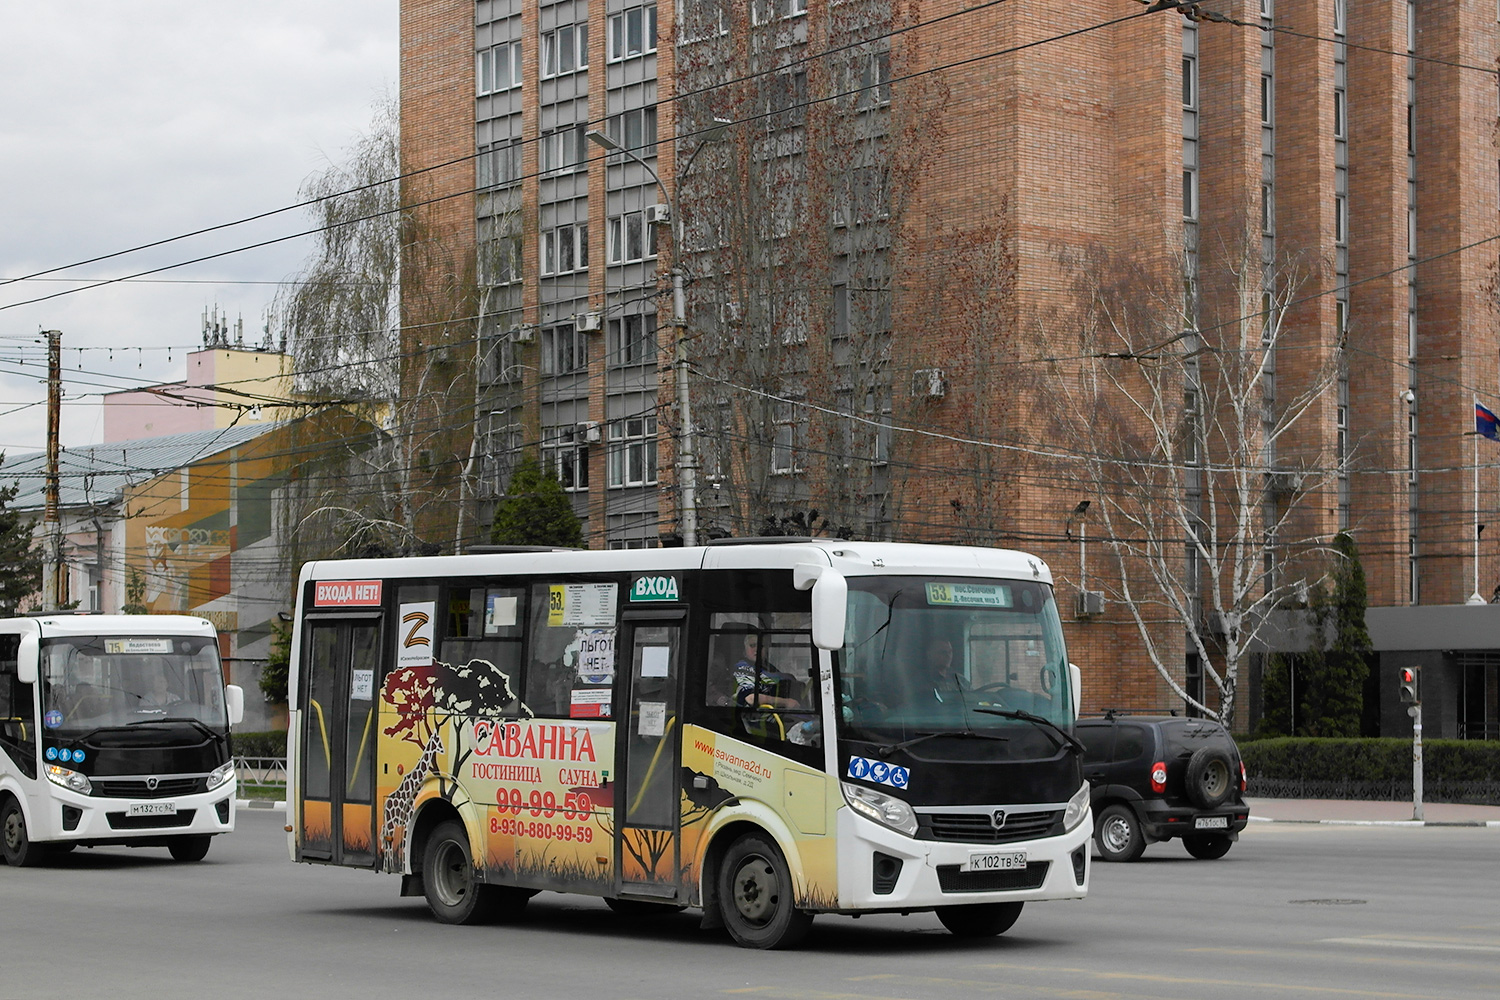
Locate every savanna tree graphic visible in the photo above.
<box><xmin>377</xmin><ymin>658</ymin><xmax>529</xmax><ymax>871</ymax></box>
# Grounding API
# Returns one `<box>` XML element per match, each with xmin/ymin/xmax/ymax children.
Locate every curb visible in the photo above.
<box><xmin>237</xmin><ymin>799</ymin><xmax>287</xmax><ymax>811</ymax></box>
<box><xmin>1248</xmin><ymin>816</ymin><xmax>1500</xmax><ymax>828</ymax></box>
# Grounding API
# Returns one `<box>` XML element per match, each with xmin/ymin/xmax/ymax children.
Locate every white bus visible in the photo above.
<box><xmin>287</xmin><ymin>540</ymin><xmax>1090</xmax><ymax>947</ymax></box>
<box><xmin>1</xmin><ymin>614</ymin><xmax>245</xmax><ymax>866</ymax></box>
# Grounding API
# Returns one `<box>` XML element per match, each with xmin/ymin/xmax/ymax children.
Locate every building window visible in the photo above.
<box><xmin>608</xmin><ymin>416</ymin><xmax>658</xmax><ymax>487</ymax></box>
<box><xmin>856</xmin><ymin>51</ymin><xmax>891</xmax><ymax>110</ymax></box>
<box><xmin>608</xmin><ymin>211</ymin><xmax>658</xmax><ymax>264</ymax></box>
<box><xmin>540</xmin><ymin>125</ymin><xmax>587</xmax><ymax>175</ymax></box>
<box><xmin>1261</xmin><ymin>184</ymin><xmax>1274</xmax><ymax>234</ymax></box>
<box><xmin>541</xmin><ymin>223</ymin><xmax>588</xmax><ymax>276</ymax></box>
<box><xmin>1182</xmin><ymin>57</ymin><xmax>1197</xmax><ymax>107</ymax></box>
<box><xmin>607</xmin><ymin>106</ymin><xmax>658</xmax><ymax>159</ymax></box>
<box><xmin>1335</xmin><ymin>195</ymin><xmax>1348</xmax><ymax>244</ymax></box>
<box><xmin>1183</xmin><ymin>169</ymin><xmax>1198</xmax><ymax>220</ymax></box>
<box><xmin>1336</xmin><ymin>402</ymin><xmax>1348</xmax><ymax>469</ymax></box>
<box><xmin>1408</xmin><ymin>410</ymin><xmax>1418</xmax><ymax>484</ymax></box>
<box><xmin>541</xmin><ymin>323</ymin><xmax>587</xmax><ymax>375</ymax></box>
<box><xmin>607</xmin><ymin>5</ymin><xmax>657</xmax><ymax>62</ymax></box>
<box><xmin>1260</xmin><ymin>75</ymin><xmax>1273</xmax><ymax>124</ymax></box>
<box><xmin>609</xmin><ymin>313</ymin><xmax>657</xmax><ymax>367</ymax></box>
<box><xmin>542</xmin><ymin>426</ymin><xmax>589</xmax><ymax>491</ymax></box>
<box><xmin>679</xmin><ymin>0</ymin><xmax>728</xmax><ymax>43</ymax></box>
<box><xmin>478</xmin><ymin>140</ymin><xmax>522</xmax><ymax>189</ymax></box>
<box><xmin>753</xmin><ymin>0</ymin><xmax>808</xmax><ymax>23</ymax></box>
<box><xmin>770</xmin><ymin>401</ymin><xmax>803</xmax><ymax>475</ymax></box>
<box><xmin>540</xmin><ymin>23</ymin><xmax>588</xmax><ymax>78</ymax></box>
<box><xmin>478</xmin><ymin>223</ymin><xmax>522</xmax><ymax>285</ymax></box>
<box><xmin>478</xmin><ymin>41</ymin><xmax>522</xmax><ymax>96</ymax></box>
<box><xmin>1409</xmin><ymin>535</ymin><xmax>1419</xmax><ymax>604</ymax></box>
<box><xmin>1334</xmin><ymin>0</ymin><xmax>1346</xmax><ymax>34</ymax></box>
<box><xmin>1333</xmin><ymin>89</ymin><xmax>1347</xmax><ymax>138</ymax></box>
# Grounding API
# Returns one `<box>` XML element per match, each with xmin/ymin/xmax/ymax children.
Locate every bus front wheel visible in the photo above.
<box><xmin>936</xmin><ymin>901</ymin><xmax>1024</xmax><ymax>938</ymax></box>
<box><xmin>168</xmin><ymin>835</ymin><xmax>212</xmax><ymax>862</ymax></box>
<box><xmin>1</xmin><ymin>799</ymin><xmax>45</xmax><ymax>867</ymax></box>
<box><xmin>717</xmin><ymin>833</ymin><xmax>813</xmax><ymax>949</ymax></box>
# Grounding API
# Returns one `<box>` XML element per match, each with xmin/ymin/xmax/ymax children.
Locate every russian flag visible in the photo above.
<box><xmin>1477</xmin><ymin>402</ymin><xmax>1499</xmax><ymax>440</ymax></box>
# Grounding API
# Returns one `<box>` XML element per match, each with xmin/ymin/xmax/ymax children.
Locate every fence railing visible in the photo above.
<box><xmin>1250</xmin><ymin>775</ymin><xmax>1500</xmax><ymax>805</ymax></box>
<box><xmin>234</xmin><ymin>755</ymin><xmax>288</xmax><ymax>789</ymax></box>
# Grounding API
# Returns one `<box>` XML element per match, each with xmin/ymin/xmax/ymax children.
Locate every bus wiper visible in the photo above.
<box><xmin>973</xmin><ymin>708</ymin><xmax>1085</xmax><ymax>755</ymax></box>
<box><xmin>878</xmin><ymin>730</ymin><xmax>1009</xmax><ymax>757</ymax></box>
<box><xmin>130</xmin><ymin>717</ymin><xmax>221</xmax><ymax>742</ymax></box>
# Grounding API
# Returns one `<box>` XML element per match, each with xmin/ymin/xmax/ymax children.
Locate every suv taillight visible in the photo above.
<box><xmin>1150</xmin><ymin>761</ymin><xmax>1167</xmax><ymax>793</ymax></box>
<box><xmin>1239</xmin><ymin>760</ymin><xmax>1247</xmax><ymax>792</ymax></box>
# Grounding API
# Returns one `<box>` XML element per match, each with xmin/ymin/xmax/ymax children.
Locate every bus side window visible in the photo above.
<box><xmin>0</xmin><ymin>634</ymin><xmax>36</xmax><ymax>778</ymax></box>
<box><xmin>522</xmin><ymin>583</ymin><xmax>575</xmax><ymax>717</ymax></box>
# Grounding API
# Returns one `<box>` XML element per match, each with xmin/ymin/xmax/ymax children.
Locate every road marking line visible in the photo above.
<box><xmin>1322</xmin><ymin>937</ymin><xmax>1500</xmax><ymax>953</ymax></box>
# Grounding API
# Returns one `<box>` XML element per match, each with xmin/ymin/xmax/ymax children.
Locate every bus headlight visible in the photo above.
<box><xmin>1063</xmin><ymin>781</ymin><xmax>1090</xmax><ymax>832</ymax></box>
<box><xmin>206</xmin><ymin>761</ymin><xmax>236</xmax><ymax>791</ymax></box>
<box><xmin>45</xmin><ymin>765</ymin><xmax>93</xmax><ymax>796</ymax></box>
<box><xmin>841</xmin><ymin>782</ymin><xmax>918</xmax><ymax>837</ymax></box>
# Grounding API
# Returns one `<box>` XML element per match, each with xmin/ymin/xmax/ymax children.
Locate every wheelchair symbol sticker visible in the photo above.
<box><xmin>846</xmin><ymin>756</ymin><xmax>912</xmax><ymax>790</ymax></box>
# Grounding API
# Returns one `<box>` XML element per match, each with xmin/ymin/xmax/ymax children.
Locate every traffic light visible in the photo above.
<box><xmin>1398</xmin><ymin>667</ymin><xmax>1419</xmax><ymax>704</ymax></box>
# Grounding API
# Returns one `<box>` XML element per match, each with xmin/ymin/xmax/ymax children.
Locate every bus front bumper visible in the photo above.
<box><xmin>30</xmin><ymin>778</ymin><xmax>237</xmax><ymax>845</ymax></box>
<box><xmin>834</xmin><ymin>805</ymin><xmax>1091</xmax><ymax>911</ymax></box>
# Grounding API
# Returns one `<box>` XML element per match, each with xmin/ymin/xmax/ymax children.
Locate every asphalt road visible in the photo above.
<box><xmin>3</xmin><ymin>811</ymin><xmax>1496</xmax><ymax>1000</ymax></box>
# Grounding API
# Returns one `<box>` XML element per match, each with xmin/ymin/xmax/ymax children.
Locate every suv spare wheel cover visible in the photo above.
<box><xmin>1184</xmin><ymin>745</ymin><xmax>1234</xmax><ymax>809</ymax></box>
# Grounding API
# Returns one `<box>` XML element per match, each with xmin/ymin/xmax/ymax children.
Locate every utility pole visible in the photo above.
<box><xmin>41</xmin><ymin>329</ymin><xmax>64</xmax><ymax>611</ymax></box>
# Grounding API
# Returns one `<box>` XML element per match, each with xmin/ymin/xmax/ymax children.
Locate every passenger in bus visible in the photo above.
<box><xmin>732</xmin><ymin>634</ymin><xmax>802</xmax><ymax>710</ymax></box>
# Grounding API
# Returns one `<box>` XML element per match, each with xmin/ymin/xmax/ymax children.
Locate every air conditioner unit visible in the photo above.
<box><xmin>1266</xmin><ymin>470</ymin><xmax>1305</xmax><ymax>493</ymax></box>
<box><xmin>912</xmin><ymin>368</ymin><xmax>946</xmax><ymax>399</ymax></box>
<box><xmin>646</xmin><ymin>203</ymin><xmax>671</xmax><ymax>226</ymax></box>
<box><xmin>576</xmin><ymin>311</ymin><xmax>602</xmax><ymax>332</ymax></box>
<box><xmin>719</xmin><ymin>301</ymin><xmax>743</xmax><ymax>323</ymax></box>
<box><xmin>1075</xmin><ymin>590</ymin><xmax>1106</xmax><ymax>617</ymax></box>
<box><xmin>509</xmin><ymin>324</ymin><xmax>535</xmax><ymax>344</ymax></box>
<box><xmin>577</xmin><ymin>420</ymin><xmax>602</xmax><ymax>444</ymax></box>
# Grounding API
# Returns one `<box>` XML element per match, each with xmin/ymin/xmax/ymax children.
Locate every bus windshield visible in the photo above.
<box><xmin>39</xmin><ymin>636</ymin><xmax>229</xmax><ymax>734</ymax></box>
<box><xmin>837</xmin><ymin>576</ymin><xmax>1075</xmax><ymax>757</ymax></box>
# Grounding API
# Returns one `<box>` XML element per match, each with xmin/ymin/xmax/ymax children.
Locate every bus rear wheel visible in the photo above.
<box><xmin>168</xmin><ymin>835</ymin><xmax>212</xmax><ymax>862</ymax></box>
<box><xmin>423</xmin><ymin>820</ymin><xmax>533</xmax><ymax>925</ymax></box>
<box><xmin>936</xmin><ymin>901</ymin><xmax>1024</xmax><ymax>938</ymax></box>
<box><xmin>1</xmin><ymin>799</ymin><xmax>45</xmax><ymax>867</ymax></box>
<box><xmin>717</xmin><ymin>833</ymin><xmax>813</xmax><ymax>950</ymax></box>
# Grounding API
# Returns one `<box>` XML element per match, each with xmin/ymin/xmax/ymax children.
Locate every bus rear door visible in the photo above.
<box><xmin>298</xmin><ymin>614</ymin><xmax>380</xmax><ymax>867</ymax></box>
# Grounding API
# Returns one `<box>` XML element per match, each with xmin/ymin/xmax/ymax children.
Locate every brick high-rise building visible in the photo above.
<box><xmin>398</xmin><ymin>0</ymin><xmax>1500</xmax><ymax>738</ymax></box>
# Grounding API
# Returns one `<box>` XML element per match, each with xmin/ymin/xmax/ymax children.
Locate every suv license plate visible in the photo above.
<box><xmin>963</xmin><ymin>850</ymin><xmax>1027</xmax><ymax>872</ymax></box>
<box><xmin>126</xmin><ymin>802</ymin><xmax>178</xmax><ymax>818</ymax></box>
<box><xmin>1194</xmin><ymin>816</ymin><xmax>1228</xmax><ymax>830</ymax></box>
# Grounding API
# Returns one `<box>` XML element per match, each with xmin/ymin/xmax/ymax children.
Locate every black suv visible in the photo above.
<box><xmin>1076</xmin><ymin>714</ymin><xmax>1249</xmax><ymax>862</ymax></box>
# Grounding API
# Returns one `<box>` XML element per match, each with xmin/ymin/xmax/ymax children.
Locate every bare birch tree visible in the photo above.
<box><xmin>1041</xmin><ymin>239</ymin><xmax>1341</xmax><ymax>729</ymax></box>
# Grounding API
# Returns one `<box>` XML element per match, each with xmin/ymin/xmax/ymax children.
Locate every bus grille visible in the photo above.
<box><xmin>95</xmin><ymin>778</ymin><xmax>204</xmax><ymax>799</ymax></box>
<box><xmin>106</xmin><ymin>810</ymin><xmax>197</xmax><ymax>830</ymax></box>
<box><xmin>919</xmin><ymin>810</ymin><xmax>1062</xmax><ymax>845</ymax></box>
<box><xmin>936</xmin><ymin>861</ymin><xmax>1050</xmax><ymax>893</ymax></box>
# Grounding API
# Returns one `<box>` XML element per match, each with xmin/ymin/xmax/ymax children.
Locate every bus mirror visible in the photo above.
<box><xmin>226</xmin><ymin>684</ymin><xmax>245</xmax><ymax>726</ymax></box>
<box><xmin>810</xmin><ymin>571</ymin><xmax>847</xmax><ymax>651</ymax></box>
<box><xmin>1069</xmin><ymin>663</ymin><xmax>1081</xmax><ymax>718</ymax></box>
<box><xmin>16</xmin><ymin>633</ymin><xmax>38</xmax><ymax>685</ymax></box>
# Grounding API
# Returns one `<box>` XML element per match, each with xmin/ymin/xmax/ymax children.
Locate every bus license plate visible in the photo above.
<box><xmin>1194</xmin><ymin>816</ymin><xmax>1228</xmax><ymax>830</ymax></box>
<box><xmin>126</xmin><ymin>802</ymin><xmax>178</xmax><ymax>818</ymax></box>
<box><xmin>963</xmin><ymin>850</ymin><xmax>1027</xmax><ymax>872</ymax></box>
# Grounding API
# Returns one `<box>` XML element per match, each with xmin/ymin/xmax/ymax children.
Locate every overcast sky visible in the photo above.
<box><xmin>0</xmin><ymin>2</ymin><xmax>399</xmax><ymax>460</ymax></box>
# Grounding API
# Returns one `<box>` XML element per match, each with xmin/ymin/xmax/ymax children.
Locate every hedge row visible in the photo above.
<box><xmin>231</xmin><ymin>730</ymin><xmax>288</xmax><ymax>758</ymax></box>
<box><xmin>1243</xmin><ymin>738</ymin><xmax>1500</xmax><ymax>802</ymax></box>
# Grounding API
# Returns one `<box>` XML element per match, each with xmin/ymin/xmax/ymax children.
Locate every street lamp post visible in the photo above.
<box><xmin>587</xmin><ymin>121</ymin><xmax>727</xmax><ymax>547</ymax></box>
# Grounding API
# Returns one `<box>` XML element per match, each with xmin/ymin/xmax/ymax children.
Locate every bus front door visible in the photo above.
<box><xmin>615</xmin><ymin>612</ymin><xmax>685</xmax><ymax>900</ymax></box>
<box><xmin>298</xmin><ymin>617</ymin><xmax>379</xmax><ymax>867</ymax></box>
